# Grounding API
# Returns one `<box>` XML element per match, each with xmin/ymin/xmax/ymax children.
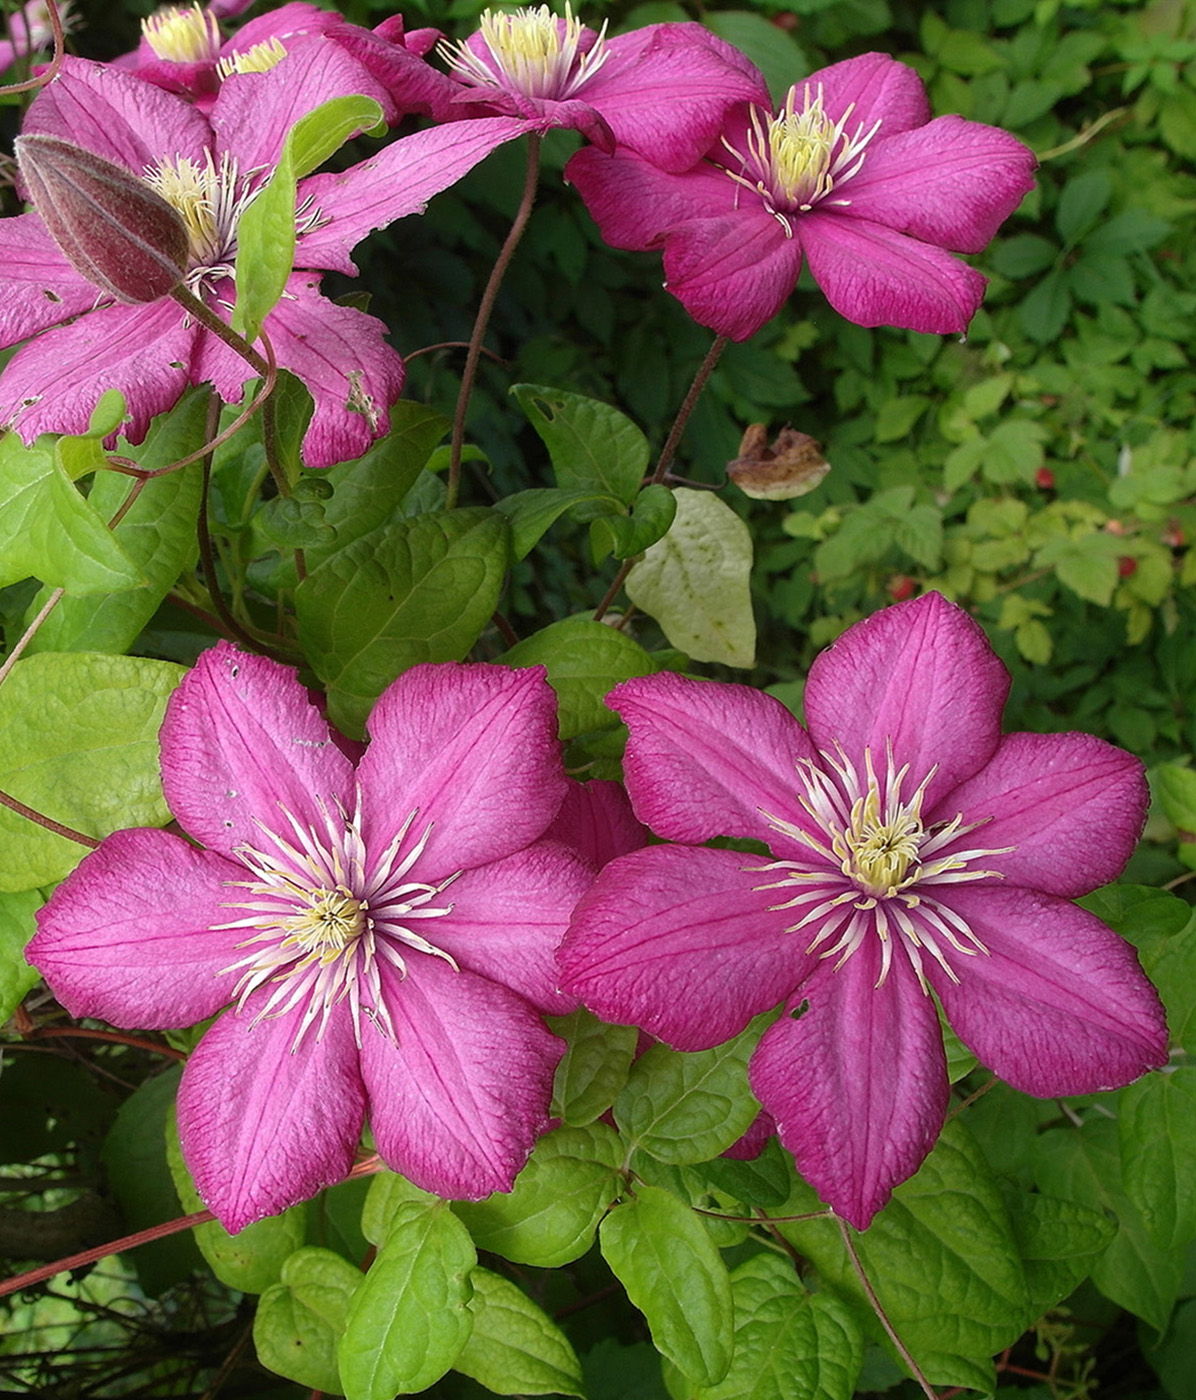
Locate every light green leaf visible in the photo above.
<box><xmin>615</xmin><ymin>1019</ymin><xmax>766</xmax><ymax>1165</ymax></box>
<box><xmin>495</xmin><ymin>486</ymin><xmax>618</xmax><ymax>560</ymax></box>
<box><xmin>234</xmin><ymin>94</ymin><xmax>384</xmax><ymax>340</ymax></box>
<box><xmin>626</xmin><ymin>489</ymin><xmax>755</xmax><ymax>668</ymax></box>
<box><xmin>255</xmin><ymin>1247</ymin><xmax>364</xmax><ymax>1394</ymax></box>
<box><xmin>0</xmin><ymin>654</ymin><xmax>184</xmax><ymax>892</ymax></box>
<box><xmin>1118</xmin><ymin>1068</ymin><xmax>1196</xmax><ymax>1251</ymax></box>
<box><xmin>685</xmin><ymin>1252</ymin><xmax>862</xmax><ymax>1400</ymax></box>
<box><xmin>167</xmin><ymin>1108</ymin><xmax>306</xmax><ymax>1294</ymax></box>
<box><xmin>600</xmin><ymin>1184</ymin><xmax>734</xmax><ymax>1386</ymax></box>
<box><xmin>512</xmin><ymin>383</ymin><xmax>648</xmax><ymax>518</ymax></box>
<box><xmin>0</xmin><ymin>888</ymin><xmax>42</xmax><ymax>1024</ymax></box>
<box><xmin>360</xmin><ymin>1170</ymin><xmax>438</xmax><ymax>1246</ymax></box>
<box><xmin>338</xmin><ymin>1199</ymin><xmax>475</xmax><ymax>1400</ymax></box>
<box><xmin>454</xmin><ymin>1267</ymin><xmax>585</xmax><ymax>1397</ymax></box>
<box><xmin>1155</xmin><ymin>763</ymin><xmax>1196</xmax><ymax>835</ymax></box>
<box><xmin>454</xmin><ymin>1122</ymin><xmax>622</xmax><ymax>1267</ymax></box>
<box><xmin>1036</xmin><ymin>531</ymin><xmax>1121</xmax><ymax>605</ymax></box>
<box><xmin>590</xmin><ymin>483</ymin><xmax>678</xmax><ymax>562</ymax></box>
<box><xmin>550</xmin><ymin>1007</ymin><xmax>641</xmax><ymax>1127</ymax></box>
<box><xmin>295</xmin><ymin>507</ymin><xmax>510</xmax><ymax>737</ymax></box>
<box><xmin>0</xmin><ymin>433</ymin><xmax>143</xmax><ymax>594</ymax></box>
<box><xmin>874</xmin><ymin>395</ymin><xmax>930</xmax><ymax>444</ymax></box>
<box><xmin>1002</xmin><ymin>1188</ymin><xmax>1116</xmax><ymax>1310</ymax></box>
<box><xmin>27</xmin><ymin>391</ymin><xmax>209</xmax><ymax>654</ymax></box>
<box><xmin>499</xmin><ymin>617</ymin><xmax>657</xmax><ymax>739</ymax></box>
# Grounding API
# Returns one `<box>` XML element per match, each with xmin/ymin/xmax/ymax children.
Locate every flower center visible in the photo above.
<box><xmin>217</xmin><ymin>36</ymin><xmax>288</xmax><ymax>79</ymax></box>
<box><xmin>756</xmin><ymin>745</ymin><xmax>1012</xmax><ymax>989</ymax></box>
<box><xmin>141</xmin><ymin>4</ymin><xmax>221</xmax><ymax>64</ymax></box>
<box><xmin>214</xmin><ymin>798</ymin><xmax>461</xmax><ymax>1050</ymax></box>
<box><xmin>721</xmin><ymin>83</ymin><xmax>881</xmax><ymax>231</ymax></box>
<box><xmin>440</xmin><ymin>2</ymin><xmax>609</xmax><ymax>101</ymax></box>
<box><xmin>143</xmin><ymin>151</ymin><xmax>250</xmax><ymax>285</ymax></box>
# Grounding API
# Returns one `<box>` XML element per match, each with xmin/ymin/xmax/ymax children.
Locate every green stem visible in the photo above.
<box><xmin>447</xmin><ymin>133</ymin><xmax>542</xmax><ymax>510</ymax></box>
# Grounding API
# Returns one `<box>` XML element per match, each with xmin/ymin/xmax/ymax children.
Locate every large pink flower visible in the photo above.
<box><xmin>0</xmin><ymin>50</ymin><xmax>527</xmax><ymax>466</ymax></box>
<box><xmin>559</xmin><ymin>592</ymin><xmax>1169</xmax><ymax>1229</ymax></box>
<box><xmin>429</xmin><ymin>7</ymin><xmax>768</xmax><ymax>173</ymax></box>
<box><xmin>566</xmin><ymin>52</ymin><xmax>1037</xmax><ymax>338</ymax></box>
<box><xmin>29</xmin><ymin>647</ymin><xmax>592</xmax><ymax>1232</ymax></box>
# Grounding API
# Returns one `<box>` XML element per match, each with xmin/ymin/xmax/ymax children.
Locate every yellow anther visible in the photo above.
<box><xmin>141</xmin><ymin>4</ymin><xmax>220</xmax><ymax>63</ymax></box>
<box><xmin>217</xmin><ymin>36</ymin><xmax>287</xmax><ymax>79</ymax></box>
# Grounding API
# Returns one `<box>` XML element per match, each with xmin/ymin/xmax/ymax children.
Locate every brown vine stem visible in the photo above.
<box><xmin>0</xmin><ymin>0</ymin><xmax>65</xmax><ymax>96</ymax></box>
<box><xmin>446</xmin><ymin>132</ymin><xmax>542</xmax><ymax>510</ymax></box>
<box><xmin>0</xmin><ymin>788</ymin><xmax>100</xmax><ymax>848</ymax></box>
<box><xmin>592</xmin><ymin>334</ymin><xmax>729</xmax><ymax>622</ymax></box>
<box><xmin>15</xmin><ymin>1026</ymin><xmax>186</xmax><ymax>1061</ymax></box>
<box><xmin>838</xmin><ymin>1216</ymin><xmax>939</xmax><ymax>1400</ymax></box>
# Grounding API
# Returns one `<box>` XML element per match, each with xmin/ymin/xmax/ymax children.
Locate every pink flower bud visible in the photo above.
<box><xmin>15</xmin><ymin>133</ymin><xmax>188</xmax><ymax>303</ymax></box>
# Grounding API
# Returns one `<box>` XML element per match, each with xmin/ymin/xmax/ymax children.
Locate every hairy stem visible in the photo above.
<box><xmin>447</xmin><ymin>133</ymin><xmax>542</xmax><ymax>510</ymax></box>
<box><xmin>0</xmin><ymin>788</ymin><xmax>101</xmax><ymax>847</ymax></box>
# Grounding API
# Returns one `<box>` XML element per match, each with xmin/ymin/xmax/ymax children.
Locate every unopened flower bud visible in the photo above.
<box><xmin>727</xmin><ymin>424</ymin><xmax>831</xmax><ymax>500</ymax></box>
<box><xmin>15</xmin><ymin>134</ymin><xmax>189</xmax><ymax>303</ymax></box>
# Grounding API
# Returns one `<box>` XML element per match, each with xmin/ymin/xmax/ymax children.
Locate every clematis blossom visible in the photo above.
<box><xmin>428</xmin><ymin>4</ymin><xmax>768</xmax><ymax>173</ymax></box>
<box><xmin>0</xmin><ymin>50</ymin><xmax>529</xmax><ymax>466</ymax></box>
<box><xmin>29</xmin><ymin>648</ymin><xmax>592</xmax><ymax>1232</ymax></box>
<box><xmin>559</xmin><ymin>591</ymin><xmax>1169</xmax><ymax>1229</ymax></box>
<box><xmin>566</xmin><ymin>51</ymin><xmax>1038</xmax><ymax>338</ymax></box>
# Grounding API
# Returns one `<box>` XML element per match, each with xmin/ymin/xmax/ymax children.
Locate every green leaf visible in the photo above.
<box><xmin>0</xmin><ymin>432</ymin><xmax>143</xmax><ymax>594</ymax></box>
<box><xmin>777</xmin><ymin>1120</ymin><xmax>1031</xmax><ymax>1392</ymax></box>
<box><xmin>1086</xmin><ymin>887</ymin><xmax>1196</xmax><ymax>1050</ymax></box>
<box><xmin>0</xmin><ymin>654</ymin><xmax>184</xmax><ymax>892</ymax></box>
<box><xmin>0</xmin><ymin>888</ymin><xmax>42</xmax><ymax>1024</ymax></box>
<box><xmin>500</xmin><ymin>617</ymin><xmax>657</xmax><ymax>739</ymax></box>
<box><xmin>600</xmin><ymin>1184</ymin><xmax>734</xmax><ymax>1386</ymax></box>
<box><xmin>1155</xmin><ymin>763</ymin><xmax>1196</xmax><ymax>834</ymax></box>
<box><xmin>626</xmin><ymin>489</ymin><xmax>755</xmax><ymax>668</ymax></box>
<box><xmin>496</xmin><ymin>486</ymin><xmax>622</xmax><ymax>561</ymax></box>
<box><xmin>234</xmin><ymin>94</ymin><xmax>384</xmax><ymax>340</ymax></box>
<box><xmin>1002</xmin><ymin>1188</ymin><xmax>1116</xmax><ymax>1310</ymax></box>
<box><xmin>338</xmin><ymin>1199</ymin><xmax>475</xmax><ymax>1400</ymax></box>
<box><xmin>1037</xmin><ymin>532</ymin><xmax>1121</xmax><ymax>606</ymax></box>
<box><xmin>988</xmin><ymin>234</ymin><xmax>1058</xmax><ymax>279</ymax></box>
<box><xmin>1033</xmin><ymin>1116</ymin><xmax>1185</xmax><ymax>1332</ymax></box>
<box><xmin>26</xmin><ymin>393</ymin><xmax>209</xmax><ymax>654</ymax></box>
<box><xmin>1056</xmin><ymin>169</ymin><xmax>1112</xmax><ymax>245</ymax></box>
<box><xmin>361</xmin><ymin>1170</ymin><xmax>438</xmax><ymax>1246</ymax></box>
<box><xmin>1118</xmin><ymin>1068</ymin><xmax>1196</xmax><ymax>1251</ymax></box>
<box><xmin>684</xmin><ymin>1252</ymin><xmax>862</xmax><ymax>1400</ymax></box>
<box><xmin>700</xmin><ymin>1137</ymin><xmax>793</xmax><ymax>1210</ymax></box>
<box><xmin>590</xmin><ymin>483</ymin><xmax>678</xmax><ymax>562</ymax></box>
<box><xmin>255</xmin><ymin>1247</ymin><xmax>364</xmax><ymax>1394</ymax></box>
<box><xmin>1019</xmin><ymin>266</ymin><xmax>1071</xmax><ymax>343</ymax></box>
<box><xmin>295</xmin><ymin>507</ymin><xmax>510</xmax><ymax>737</ymax></box>
<box><xmin>979</xmin><ymin>419</ymin><xmax>1047</xmax><ymax>485</ymax></box>
<box><xmin>454</xmin><ymin>1122</ymin><xmax>622</xmax><ymax>1267</ymax></box>
<box><xmin>550</xmin><ymin>1006</ymin><xmax>641</xmax><ymax>1126</ymax></box>
<box><xmin>512</xmin><ymin>383</ymin><xmax>648</xmax><ymax>518</ymax></box>
<box><xmin>454</xmin><ymin>1267</ymin><xmax>585</xmax><ymax>1397</ymax></box>
<box><xmin>167</xmin><ymin>1107</ymin><xmax>307</xmax><ymax>1294</ymax></box>
<box><xmin>615</xmin><ymin>1019</ymin><xmax>767</xmax><ymax>1165</ymax></box>
<box><xmin>873</xmin><ymin>395</ymin><xmax>930</xmax><ymax>444</ymax></box>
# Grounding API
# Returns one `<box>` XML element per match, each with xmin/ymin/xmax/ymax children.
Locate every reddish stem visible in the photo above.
<box><xmin>15</xmin><ymin>1025</ymin><xmax>186</xmax><ymax>1061</ymax></box>
<box><xmin>0</xmin><ymin>0</ymin><xmax>65</xmax><ymax>95</ymax></box>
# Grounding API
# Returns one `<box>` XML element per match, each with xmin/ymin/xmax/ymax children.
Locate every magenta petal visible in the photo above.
<box><xmin>940</xmin><ymin>732</ymin><xmax>1148</xmax><ymax>897</ymax></box>
<box><xmin>797</xmin><ymin>210</ymin><xmax>988</xmax><ymax>334</ymax></box>
<box><xmin>195</xmin><ymin>273</ymin><xmax>404</xmax><ymax>468</ymax></box>
<box><xmin>809</xmin><ymin>51</ymin><xmax>931</xmax><ymax>135</ymax></box>
<box><xmin>160</xmin><ymin>642</ymin><xmax>356</xmax><ymax>861</ymax></box>
<box><xmin>566</xmin><ymin>146</ymin><xmax>734</xmax><ymax>250</ymax></box>
<box><xmin>722</xmin><ymin>1109</ymin><xmax>775</xmax><ymax>1161</ymax></box>
<box><xmin>844</xmin><ymin>116</ymin><xmax>1036</xmax><ymax>253</ymax></box>
<box><xmin>297</xmin><ymin>116</ymin><xmax>532</xmax><ymax>275</ymax></box>
<box><xmin>803</xmin><ymin>593</ymin><xmax>1009</xmax><ymax>812</ymax></box>
<box><xmin>559</xmin><ymin>845</ymin><xmax>814</xmax><ymax>1051</ymax></box>
<box><xmin>23</xmin><ymin>56</ymin><xmax>210</xmax><ymax>172</ymax></box>
<box><xmin>357</xmin><ymin>663</ymin><xmax>567</xmax><ymax>885</ymax></box>
<box><xmin>428</xmin><ymin>841</ymin><xmax>592</xmax><ymax>1014</ymax></box>
<box><xmin>927</xmin><ymin>885</ymin><xmax>1169</xmax><ymax>1096</ymax></box>
<box><xmin>608</xmin><ymin>672</ymin><xmax>817</xmax><ymax>849</ymax></box>
<box><xmin>210</xmin><ymin>34</ymin><xmax>392</xmax><ymax>172</ymax></box>
<box><xmin>663</xmin><ymin>207</ymin><xmax>805</xmax><ymax>341</ymax></box>
<box><xmin>0</xmin><ymin>213</ymin><xmax>104</xmax><ymax>348</ymax></box>
<box><xmin>28</xmin><ymin>829</ymin><xmax>240</xmax><ymax>1029</ymax></box>
<box><xmin>0</xmin><ymin>299</ymin><xmax>197</xmax><ymax>446</ymax></box>
<box><xmin>577</xmin><ymin>23</ymin><xmax>770</xmax><ymax>172</ymax></box>
<box><xmin>178</xmin><ymin>999</ymin><xmax>366</xmax><ymax>1232</ymax></box>
<box><xmin>749</xmin><ymin>949</ymin><xmax>949</xmax><ymax>1230</ymax></box>
<box><xmin>547</xmin><ymin>778</ymin><xmax>649</xmax><ymax>869</ymax></box>
<box><xmin>361</xmin><ymin>957</ymin><xmax>561</xmax><ymax>1199</ymax></box>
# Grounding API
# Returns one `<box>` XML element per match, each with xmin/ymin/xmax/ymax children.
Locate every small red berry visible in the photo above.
<box><xmin>1035</xmin><ymin>467</ymin><xmax>1055</xmax><ymax>490</ymax></box>
<box><xmin>1118</xmin><ymin>556</ymin><xmax>1137</xmax><ymax>578</ymax></box>
<box><xmin>888</xmin><ymin>574</ymin><xmax>917</xmax><ymax>602</ymax></box>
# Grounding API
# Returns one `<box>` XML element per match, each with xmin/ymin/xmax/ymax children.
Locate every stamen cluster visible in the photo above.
<box><xmin>440</xmin><ymin>2</ymin><xmax>609</xmax><ymax>101</ymax></box>
<box><xmin>141</xmin><ymin>4</ymin><xmax>220</xmax><ymax>64</ymax></box>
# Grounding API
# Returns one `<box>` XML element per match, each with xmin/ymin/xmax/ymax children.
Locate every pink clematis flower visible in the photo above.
<box><xmin>29</xmin><ymin>647</ymin><xmax>592</xmax><ymax>1232</ymax></box>
<box><xmin>427</xmin><ymin>4</ymin><xmax>768</xmax><ymax>173</ymax></box>
<box><xmin>559</xmin><ymin>592</ymin><xmax>1169</xmax><ymax>1229</ymax></box>
<box><xmin>0</xmin><ymin>50</ymin><xmax>528</xmax><ymax>466</ymax></box>
<box><xmin>0</xmin><ymin>0</ymin><xmax>77</xmax><ymax>71</ymax></box>
<box><xmin>121</xmin><ymin>2</ymin><xmax>443</xmax><ymax>119</ymax></box>
<box><xmin>566</xmin><ymin>52</ymin><xmax>1037</xmax><ymax>338</ymax></box>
